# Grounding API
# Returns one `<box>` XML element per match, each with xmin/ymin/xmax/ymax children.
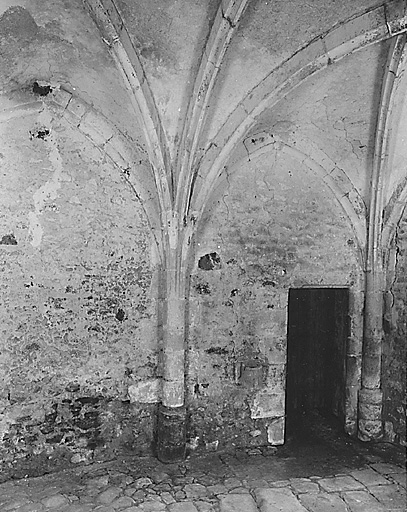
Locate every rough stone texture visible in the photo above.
<box><xmin>188</xmin><ymin>149</ymin><xmax>361</xmax><ymax>449</ymax></box>
<box><xmin>341</xmin><ymin>491</ymin><xmax>386</xmax><ymax>512</ymax></box>
<box><xmin>254</xmin><ymin>487</ymin><xmax>308</xmax><ymax>511</ymax></box>
<box><xmin>298</xmin><ymin>492</ymin><xmax>348</xmax><ymax>512</ymax></box>
<box><xmin>219</xmin><ymin>494</ymin><xmax>258</xmax><ymax>512</ymax></box>
<box><xmin>382</xmin><ymin>212</ymin><xmax>407</xmax><ymax>446</ymax></box>
<box><xmin>318</xmin><ymin>475</ymin><xmax>364</xmax><ymax>492</ymax></box>
<box><xmin>0</xmin><ymin>0</ymin><xmax>406</xmax><ymax>471</ymax></box>
<box><xmin>350</xmin><ymin>467</ymin><xmax>392</xmax><ymax>487</ymax></box>
<box><xmin>368</xmin><ymin>484</ymin><xmax>407</xmax><ymax>509</ymax></box>
<box><xmin>0</xmin><ymin>102</ymin><xmax>157</xmax><ymax>466</ymax></box>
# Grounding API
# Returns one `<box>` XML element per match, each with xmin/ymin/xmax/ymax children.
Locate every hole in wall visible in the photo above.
<box><xmin>198</xmin><ymin>252</ymin><xmax>221</xmax><ymax>270</ymax></box>
<box><xmin>0</xmin><ymin>233</ymin><xmax>17</xmax><ymax>245</ymax></box>
<box><xmin>29</xmin><ymin>127</ymin><xmax>50</xmax><ymax>140</ymax></box>
<box><xmin>195</xmin><ymin>282</ymin><xmax>211</xmax><ymax>295</ymax></box>
<box><xmin>32</xmin><ymin>81</ymin><xmax>52</xmax><ymax>96</ymax></box>
<box><xmin>116</xmin><ymin>308</ymin><xmax>125</xmax><ymax>321</ymax></box>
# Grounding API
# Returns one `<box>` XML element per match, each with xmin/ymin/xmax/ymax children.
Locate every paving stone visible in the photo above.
<box><xmin>229</xmin><ymin>487</ymin><xmax>250</xmax><ymax>493</ymax></box>
<box><xmin>153</xmin><ymin>483</ymin><xmax>172</xmax><ymax>492</ymax></box>
<box><xmin>223</xmin><ymin>478</ymin><xmax>242</xmax><ymax>489</ymax></box>
<box><xmin>41</xmin><ymin>493</ymin><xmax>69</xmax><ymax>508</ymax></box>
<box><xmin>268</xmin><ymin>480</ymin><xmax>291</xmax><ymax>487</ymax></box>
<box><xmin>350</xmin><ymin>468</ymin><xmax>391</xmax><ymax>487</ymax></box>
<box><xmin>184</xmin><ymin>483</ymin><xmax>208</xmax><ymax>498</ymax></box>
<box><xmin>207</xmin><ymin>484</ymin><xmax>228</xmax><ymax>495</ymax></box>
<box><xmin>195</xmin><ymin>475</ymin><xmax>219</xmax><ymax>486</ymax></box>
<box><xmin>369</xmin><ymin>484</ymin><xmax>407</xmax><ymax>509</ymax></box>
<box><xmin>3</xmin><ymin>498</ymin><xmax>34</xmax><ymax>510</ymax></box>
<box><xmin>370</xmin><ymin>463</ymin><xmax>406</xmax><ymax>475</ymax></box>
<box><xmin>289</xmin><ymin>479</ymin><xmax>320</xmax><ymax>494</ymax></box>
<box><xmin>130</xmin><ymin>490</ymin><xmax>147</xmax><ymax>502</ymax></box>
<box><xmin>10</xmin><ymin>503</ymin><xmax>45</xmax><ymax>512</ymax></box>
<box><xmin>219</xmin><ymin>493</ymin><xmax>258</xmax><ymax>512</ymax></box>
<box><xmin>298</xmin><ymin>493</ymin><xmax>348</xmax><ymax>512</ymax></box>
<box><xmin>318</xmin><ymin>475</ymin><xmax>364</xmax><ymax>492</ymax></box>
<box><xmin>255</xmin><ymin>488</ymin><xmax>308</xmax><ymax>511</ymax></box>
<box><xmin>86</xmin><ymin>475</ymin><xmax>110</xmax><ymax>488</ymax></box>
<box><xmin>64</xmin><ymin>505</ymin><xmax>95</xmax><ymax>512</ymax></box>
<box><xmin>111</xmin><ymin>496</ymin><xmax>137</xmax><ymax>509</ymax></box>
<box><xmin>172</xmin><ymin>476</ymin><xmax>195</xmax><ymax>485</ymax></box>
<box><xmin>138</xmin><ymin>499</ymin><xmax>166</xmax><ymax>511</ymax></box>
<box><xmin>97</xmin><ymin>487</ymin><xmax>123</xmax><ymax>504</ymax></box>
<box><xmin>161</xmin><ymin>491</ymin><xmax>176</xmax><ymax>504</ymax></box>
<box><xmin>341</xmin><ymin>490</ymin><xmax>386</xmax><ymax>512</ymax></box>
<box><xmin>168</xmin><ymin>503</ymin><xmax>199</xmax><ymax>512</ymax></box>
<box><xmin>134</xmin><ymin>478</ymin><xmax>154</xmax><ymax>489</ymax></box>
<box><xmin>194</xmin><ymin>501</ymin><xmax>216</xmax><ymax>512</ymax></box>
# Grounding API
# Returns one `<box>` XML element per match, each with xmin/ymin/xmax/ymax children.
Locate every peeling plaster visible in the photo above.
<box><xmin>28</xmin><ymin>111</ymin><xmax>67</xmax><ymax>247</ymax></box>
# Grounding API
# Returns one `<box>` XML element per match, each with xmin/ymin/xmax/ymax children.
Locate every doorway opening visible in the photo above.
<box><xmin>285</xmin><ymin>287</ymin><xmax>349</xmax><ymax>443</ymax></box>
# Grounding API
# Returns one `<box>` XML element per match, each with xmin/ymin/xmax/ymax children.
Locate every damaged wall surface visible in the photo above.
<box><xmin>0</xmin><ymin>0</ymin><xmax>406</xmax><ymax>469</ymax></box>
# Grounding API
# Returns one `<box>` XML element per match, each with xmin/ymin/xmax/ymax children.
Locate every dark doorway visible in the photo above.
<box><xmin>285</xmin><ymin>287</ymin><xmax>349</xmax><ymax>440</ymax></box>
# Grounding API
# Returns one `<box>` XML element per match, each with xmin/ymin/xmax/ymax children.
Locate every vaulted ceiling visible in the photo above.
<box><xmin>1</xmin><ymin>0</ymin><xmax>407</xmax><ymax>260</ymax></box>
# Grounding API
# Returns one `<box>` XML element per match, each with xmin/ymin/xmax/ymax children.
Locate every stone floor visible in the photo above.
<box><xmin>0</xmin><ymin>416</ymin><xmax>406</xmax><ymax>512</ymax></box>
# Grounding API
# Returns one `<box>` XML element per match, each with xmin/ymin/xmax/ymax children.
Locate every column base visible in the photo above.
<box><xmin>358</xmin><ymin>388</ymin><xmax>383</xmax><ymax>441</ymax></box>
<box><xmin>156</xmin><ymin>404</ymin><xmax>186</xmax><ymax>463</ymax></box>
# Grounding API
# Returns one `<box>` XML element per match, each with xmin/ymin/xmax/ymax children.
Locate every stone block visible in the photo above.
<box><xmin>369</xmin><ymin>484</ymin><xmax>407</xmax><ymax>509</ymax></box>
<box><xmin>266</xmin><ymin>364</ymin><xmax>286</xmax><ymax>391</ymax></box>
<box><xmin>250</xmin><ymin>391</ymin><xmax>284</xmax><ymax>419</ymax></box>
<box><xmin>52</xmin><ymin>88</ymin><xmax>72</xmax><ymax>110</ymax></box>
<box><xmin>299</xmin><ymin>492</ymin><xmax>348</xmax><ymax>512</ymax></box>
<box><xmin>219</xmin><ymin>494</ymin><xmax>258</xmax><ymax>512</ymax></box>
<box><xmin>318</xmin><ymin>475</ymin><xmax>364</xmax><ymax>492</ymax></box>
<box><xmin>96</xmin><ymin>486</ymin><xmax>122</xmax><ymax>504</ymax></box>
<box><xmin>350</xmin><ymin>468</ymin><xmax>391</xmax><ymax>487</ymax></box>
<box><xmin>370</xmin><ymin>463</ymin><xmax>406</xmax><ymax>475</ymax></box>
<box><xmin>41</xmin><ymin>493</ymin><xmax>69</xmax><ymax>508</ymax></box>
<box><xmin>358</xmin><ymin>420</ymin><xmax>383</xmax><ymax>440</ymax></box>
<box><xmin>267</xmin><ymin>417</ymin><xmax>285</xmax><ymax>445</ymax></box>
<box><xmin>341</xmin><ymin>490</ymin><xmax>386</xmax><ymax>512</ymax></box>
<box><xmin>289</xmin><ymin>478</ymin><xmax>319</xmax><ymax>494</ymax></box>
<box><xmin>254</xmin><ymin>488</ymin><xmax>308</xmax><ymax>511</ymax></box>
<box><xmin>359</xmin><ymin>401</ymin><xmax>382</xmax><ymax>421</ymax></box>
<box><xmin>168</xmin><ymin>502</ymin><xmax>199</xmax><ymax>512</ymax></box>
<box><xmin>128</xmin><ymin>379</ymin><xmax>161</xmax><ymax>403</ymax></box>
<box><xmin>64</xmin><ymin>97</ymin><xmax>87</xmax><ymax>125</ymax></box>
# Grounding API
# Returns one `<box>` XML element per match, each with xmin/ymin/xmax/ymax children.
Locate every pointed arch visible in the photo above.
<box><xmin>84</xmin><ymin>0</ymin><xmax>173</xmax><ymax>222</ymax></box>
<box><xmin>175</xmin><ymin>0</ymin><xmax>250</xmax><ymax>218</ymax></box>
<box><xmin>0</xmin><ymin>91</ymin><xmax>163</xmax><ymax>261</ymax></box>
<box><xmin>221</xmin><ymin>135</ymin><xmax>367</xmax><ymax>263</ymax></box>
<box><xmin>190</xmin><ymin>3</ymin><xmax>407</xmax><ymax>223</ymax></box>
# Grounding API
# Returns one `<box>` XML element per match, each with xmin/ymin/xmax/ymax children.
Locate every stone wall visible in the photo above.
<box><xmin>0</xmin><ymin>101</ymin><xmax>158</xmax><ymax>471</ymax></box>
<box><xmin>382</xmin><ymin>210</ymin><xmax>407</xmax><ymax>446</ymax></box>
<box><xmin>187</xmin><ymin>149</ymin><xmax>362</xmax><ymax>452</ymax></box>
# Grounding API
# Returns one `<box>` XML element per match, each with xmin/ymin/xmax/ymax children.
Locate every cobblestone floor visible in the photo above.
<box><xmin>0</xmin><ymin>439</ymin><xmax>405</xmax><ymax>512</ymax></box>
<box><xmin>1</xmin><ymin>412</ymin><xmax>406</xmax><ymax>512</ymax></box>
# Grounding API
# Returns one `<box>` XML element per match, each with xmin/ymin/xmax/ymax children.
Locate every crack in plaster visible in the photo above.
<box><xmin>333</xmin><ymin>117</ymin><xmax>362</xmax><ymax>161</ymax></box>
<box><xmin>389</xmin><ymin>220</ymin><xmax>402</xmax><ymax>312</ymax></box>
